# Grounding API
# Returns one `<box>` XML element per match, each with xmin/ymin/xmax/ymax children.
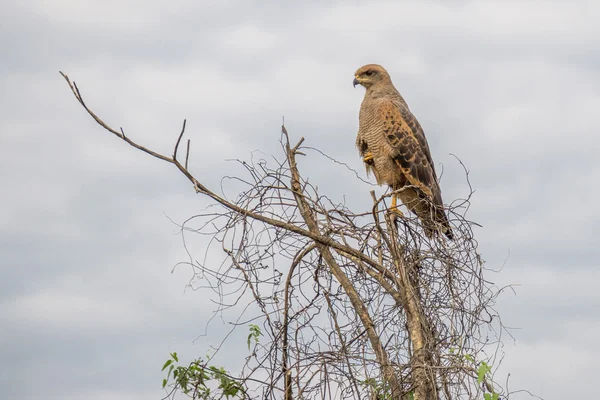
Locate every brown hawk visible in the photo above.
<box><xmin>353</xmin><ymin>64</ymin><xmax>453</xmax><ymax>240</ymax></box>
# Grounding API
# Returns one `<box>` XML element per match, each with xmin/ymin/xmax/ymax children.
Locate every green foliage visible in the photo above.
<box><xmin>359</xmin><ymin>377</ymin><xmax>395</xmax><ymax>400</ymax></box>
<box><xmin>484</xmin><ymin>393</ymin><xmax>500</xmax><ymax>400</ymax></box>
<box><xmin>161</xmin><ymin>352</ymin><xmax>244</xmax><ymax>399</ymax></box>
<box><xmin>359</xmin><ymin>378</ymin><xmax>415</xmax><ymax>400</ymax></box>
<box><xmin>477</xmin><ymin>361</ymin><xmax>492</xmax><ymax>385</ymax></box>
<box><xmin>247</xmin><ymin>324</ymin><xmax>262</xmax><ymax>351</ymax></box>
<box><xmin>460</xmin><ymin>354</ymin><xmax>500</xmax><ymax>400</ymax></box>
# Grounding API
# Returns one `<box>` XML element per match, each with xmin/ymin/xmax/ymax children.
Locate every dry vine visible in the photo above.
<box><xmin>61</xmin><ymin>72</ymin><xmax>514</xmax><ymax>400</ymax></box>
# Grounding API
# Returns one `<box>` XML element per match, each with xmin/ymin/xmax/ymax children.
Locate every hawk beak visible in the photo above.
<box><xmin>353</xmin><ymin>77</ymin><xmax>360</xmax><ymax>88</ymax></box>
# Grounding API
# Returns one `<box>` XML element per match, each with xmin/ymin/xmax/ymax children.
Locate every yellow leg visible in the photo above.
<box><xmin>390</xmin><ymin>195</ymin><xmax>404</xmax><ymax>217</ymax></box>
<box><xmin>363</xmin><ymin>152</ymin><xmax>373</xmax><ymax>163</ymax></box>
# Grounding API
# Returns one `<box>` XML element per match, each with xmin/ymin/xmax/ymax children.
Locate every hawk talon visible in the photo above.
<box><xmin>363</xmin><ymin>152</ymin><xmax>374</xmax><ymax>163</ymax></box>
<box><xmin>389</xmin><ymin>207</ymin><xmax>404</xmax><ymax>218</ymax></box>
<box><xmin>389</xmin><ymin>196</ymin><xmax>404</xmax><ymax>218</ymax></box>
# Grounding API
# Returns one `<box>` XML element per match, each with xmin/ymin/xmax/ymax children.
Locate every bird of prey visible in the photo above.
<box><xmin>353</xmin><ymin>64</ymin><xmax>453</xmax><ymax>240</ymax></box>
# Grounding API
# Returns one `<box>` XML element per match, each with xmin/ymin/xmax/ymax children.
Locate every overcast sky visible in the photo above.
<box><xmin>1</xmin><ymin>0</ymin><xmax>599</xmax><ymax>399</ymax></box>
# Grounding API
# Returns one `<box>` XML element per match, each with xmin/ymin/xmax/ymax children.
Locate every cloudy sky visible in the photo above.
<box><xmin>2</xmin><ymin>0</ymin><xmax>599</xmax><ymax>399</ymax></box>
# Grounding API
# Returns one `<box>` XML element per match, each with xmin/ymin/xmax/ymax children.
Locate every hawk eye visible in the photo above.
<box><xmin>365</xmin><ymin>70</ymin><xmax>373</xmax><ymax>76</ymax></box>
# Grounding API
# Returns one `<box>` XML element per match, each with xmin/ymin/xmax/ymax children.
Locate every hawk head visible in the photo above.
<box><xmin>353</xmin><ymin>64</ymin><xmax>391</xmax><ymax>89</ymax></box>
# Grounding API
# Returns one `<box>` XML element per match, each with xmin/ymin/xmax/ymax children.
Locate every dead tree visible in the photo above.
<box><xmin>61</xmin><ymin>72</ymin><xmax>511</xmax><ymax>400</ymax></box>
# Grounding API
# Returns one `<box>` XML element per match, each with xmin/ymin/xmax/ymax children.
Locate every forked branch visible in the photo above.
<box><xmin>61</xmin><ymin>71</ymin><xmax>511</xmax><ymax>400</ymax></box>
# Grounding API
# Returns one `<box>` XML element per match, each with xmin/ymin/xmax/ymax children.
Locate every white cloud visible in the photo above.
<box><xmin>222</xmin><ymin>23</ymin><xmax>282</xmax><ymax>53</ymax></box>
<box><xmin>6</xmin><ymin>289</ymin><xmax>151</xmax><ymax>333</ymax></box>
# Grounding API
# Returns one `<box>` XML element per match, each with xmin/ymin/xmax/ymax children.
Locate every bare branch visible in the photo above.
<box><xmin>173</xmin><ymin>119</ymin><xmax>187</xmax><ymax>160</ymax></box>
<box><xmin>62</xmin><ymin>72</ymin><xmax>518</xmax><ymax>400</ymax></box>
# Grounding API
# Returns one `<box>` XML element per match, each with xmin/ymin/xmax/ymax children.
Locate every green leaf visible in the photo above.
<box><xmin>465</xmin><ymin>354</ymin><xmax>475</xmax><ymax>363</ymax></box>
<box><xmin>492</xmin><ymin>393</ymin><xmax>499</xmax><ymax>400</ymax></box>
<box><xmin>171</xmin><ymin>352</ymin><xmax>179</xmax><ymax>362</ymax></box>
<box><xmin>161</xmin><ymin>359</ymin><xmax>173</xmax><ymax>371</ymax></box>
<box><xmin>179</xmin><ymin>375</ymin><xmax>189</xmax><ymax>393</ymax></box>
<box><xmin>477</xmin><ymin>362</ymin><xmax>492</xmax><ymax>384</ymax></box>
<box><xmin>484</xmin><ymin>394</ymin><xmax>491</xmax><ymax>400</ymax></box>
<box><xmin>477</xmin><ymin>366</ymin><xmax>486</xmax><ymax>384</ymax></box>
<box><xmin>162</xmin><ymin>378</ymin><xmax>167</xmax><ymax>388</ymax></box>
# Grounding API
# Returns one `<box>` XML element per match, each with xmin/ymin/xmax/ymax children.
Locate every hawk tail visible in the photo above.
<box><xmin>442</xmin><ymin>222</ymin><xmax>454</xmax><ymax>240</ymax></box>
<box><xmin>436</xmin><ymin>208</ymin><xmax>454</xmax><ymax>240</ymax></box>
<box><xmin>423</xmin><ymin>208</ymin><xmax>453</xmax><ymax>240</ymax></box>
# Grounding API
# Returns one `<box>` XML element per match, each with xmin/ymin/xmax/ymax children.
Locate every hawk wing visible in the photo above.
<box><xmin>377</xmin><ymin>99</ymin><xmax>453</xmax><ymax>239</ymax></box>
<box><xmin>377</xmin><ymin>99</ymin><xmax>441</xmax><ymax>203</ymax></box>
